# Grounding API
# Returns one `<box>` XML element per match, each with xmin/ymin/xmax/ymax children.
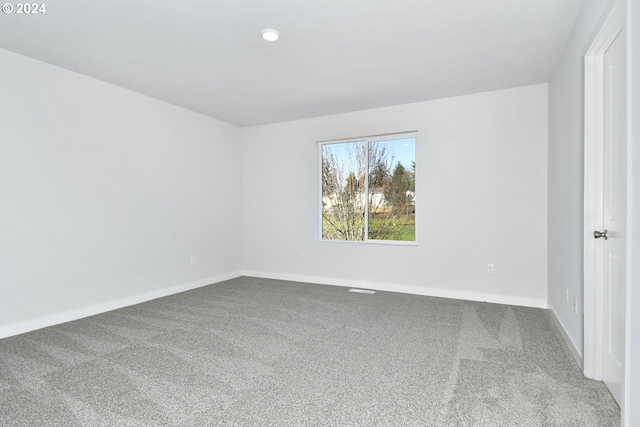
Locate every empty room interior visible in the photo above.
<box><xmin>1</xmin><ymin>0</ymin><xmax>639</xmax><ymax>426</ymax></box>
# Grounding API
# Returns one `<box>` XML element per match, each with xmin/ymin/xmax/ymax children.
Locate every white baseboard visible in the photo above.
<box><xmin>1</xmin><ymin>271</ymin><xmax>550</xmax><ymax>340</ymax></box>
<box><xmin>547</xmin><ymin>307</ymin><xmax>584</xmax><ymax>369</ymax></box>
<box><xmin>0</xmin><ymin>271</ymin><xmax>242</xmax><ymax>339</ymax></box>
<box><xmin>241</xmin><ymin>270</ymin><xmax>548</xmax><ymax>309</ymax></box>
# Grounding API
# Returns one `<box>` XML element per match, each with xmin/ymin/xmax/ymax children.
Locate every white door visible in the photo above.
<box><xmin>600</xmin><ymin>28</ymin><xmax>626</xmax><ymax>406</ymax></box>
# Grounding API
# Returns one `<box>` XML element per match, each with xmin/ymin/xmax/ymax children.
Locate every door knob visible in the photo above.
<box><xmin>594</xmin><ymin>230</ymin><xmax>608</xmax><ymax>240</ymax></box>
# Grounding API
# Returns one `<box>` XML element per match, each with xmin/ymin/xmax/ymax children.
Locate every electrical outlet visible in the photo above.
<box><xmin>487</xmin><ymin>264</ymin><xmax>495</xmax><ymax>275</ymax></box>
<box><xmin>300</xmin><ymin>252</ymin><xmax>306</xmax><ymax>261</ymax></box>
<box><xmin>189</xmin><ymin>255</ymin><xmax>196</xmax><ymax>265</ymax></box>
<box><xmin>566</xmin><ymin>288</ymin><xmax>569</xmax><ymax>303</ymax></box>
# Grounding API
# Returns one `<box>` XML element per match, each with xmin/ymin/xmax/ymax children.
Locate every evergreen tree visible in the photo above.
<box><xmin>385</xmin><ymin>162</ymin><xmax>413</xmax><ymax>215</ymax></box>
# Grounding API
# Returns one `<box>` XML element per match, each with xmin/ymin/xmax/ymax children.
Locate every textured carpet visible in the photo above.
<box><xmin>0</xmin><ymin>276</ymin><xmax>620</xmax><ymax>426</ymax></box>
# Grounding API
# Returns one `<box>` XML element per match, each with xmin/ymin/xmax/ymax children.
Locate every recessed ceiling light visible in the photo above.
<box><xmin>260</xmin><ymin>29</ymin><xmax>281</xmax><ymax>42</ymax></box>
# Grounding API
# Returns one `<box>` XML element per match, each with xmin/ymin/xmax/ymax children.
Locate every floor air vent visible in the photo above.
<box><xmin>348</xmin><ymin>288</ymin><xmax>376</xmax><ymax>294</ymax></box>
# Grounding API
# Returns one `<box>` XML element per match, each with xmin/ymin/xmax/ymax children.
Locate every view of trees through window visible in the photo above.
<box><xmin>321</xmin><ymin>134</ymin><xmax>416</xmax><ymax>242</ymax></box>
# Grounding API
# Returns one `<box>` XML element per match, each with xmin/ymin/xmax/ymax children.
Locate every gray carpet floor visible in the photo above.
<box><xmin>0</xmin><ymin>276</ymin><xmax>620</xmax><ymax>426</ymax></box>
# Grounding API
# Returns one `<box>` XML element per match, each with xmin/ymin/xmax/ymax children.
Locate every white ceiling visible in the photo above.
<box><xmin>0</xmin><ymin>0</ymin><xmax>584</xmax><ymax>127</ymax></box>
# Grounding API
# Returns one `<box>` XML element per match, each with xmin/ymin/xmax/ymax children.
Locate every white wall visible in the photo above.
<box><xmin>0</xmin><ymin>49</ymin><xmax>242</xmax><ymax>337</ymax></box>
<box><xmin>547</xmin><ymin>0</ymin><xmax>609</xmax><ymax>360</ymax></box>
<box><xmin>241</xmin><ymin>85</ymin><xmax>548</xmax><ymax>307</ymax></box>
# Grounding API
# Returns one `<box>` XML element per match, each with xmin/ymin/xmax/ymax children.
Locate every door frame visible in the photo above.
<box><xmin>583</xmin><ymin>0</ymin><xmax>627</xmax><ymax>381</ymax></box>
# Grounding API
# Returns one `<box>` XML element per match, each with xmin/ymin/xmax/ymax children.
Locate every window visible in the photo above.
<box><xmin>320</xmin><ymin>132</ymin><xmax>416</xmax><ymax>243</ymax></box>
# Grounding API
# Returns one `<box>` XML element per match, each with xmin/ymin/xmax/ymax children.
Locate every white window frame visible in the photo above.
<box><xmin>318</xmin><ymin>131</ymin><xmax>417</xmax><ymax>245</ymax></box>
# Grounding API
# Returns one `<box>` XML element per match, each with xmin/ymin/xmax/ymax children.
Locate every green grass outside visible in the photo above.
<box><xmin>322</xmin><ymin>214</ymin><xmax>415</xmax><ymax>242</ymax></box>
<box><xmin>369</xmin><ymin>214</ymin><xmax>415</xmax><ymax>241</ymax></box>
